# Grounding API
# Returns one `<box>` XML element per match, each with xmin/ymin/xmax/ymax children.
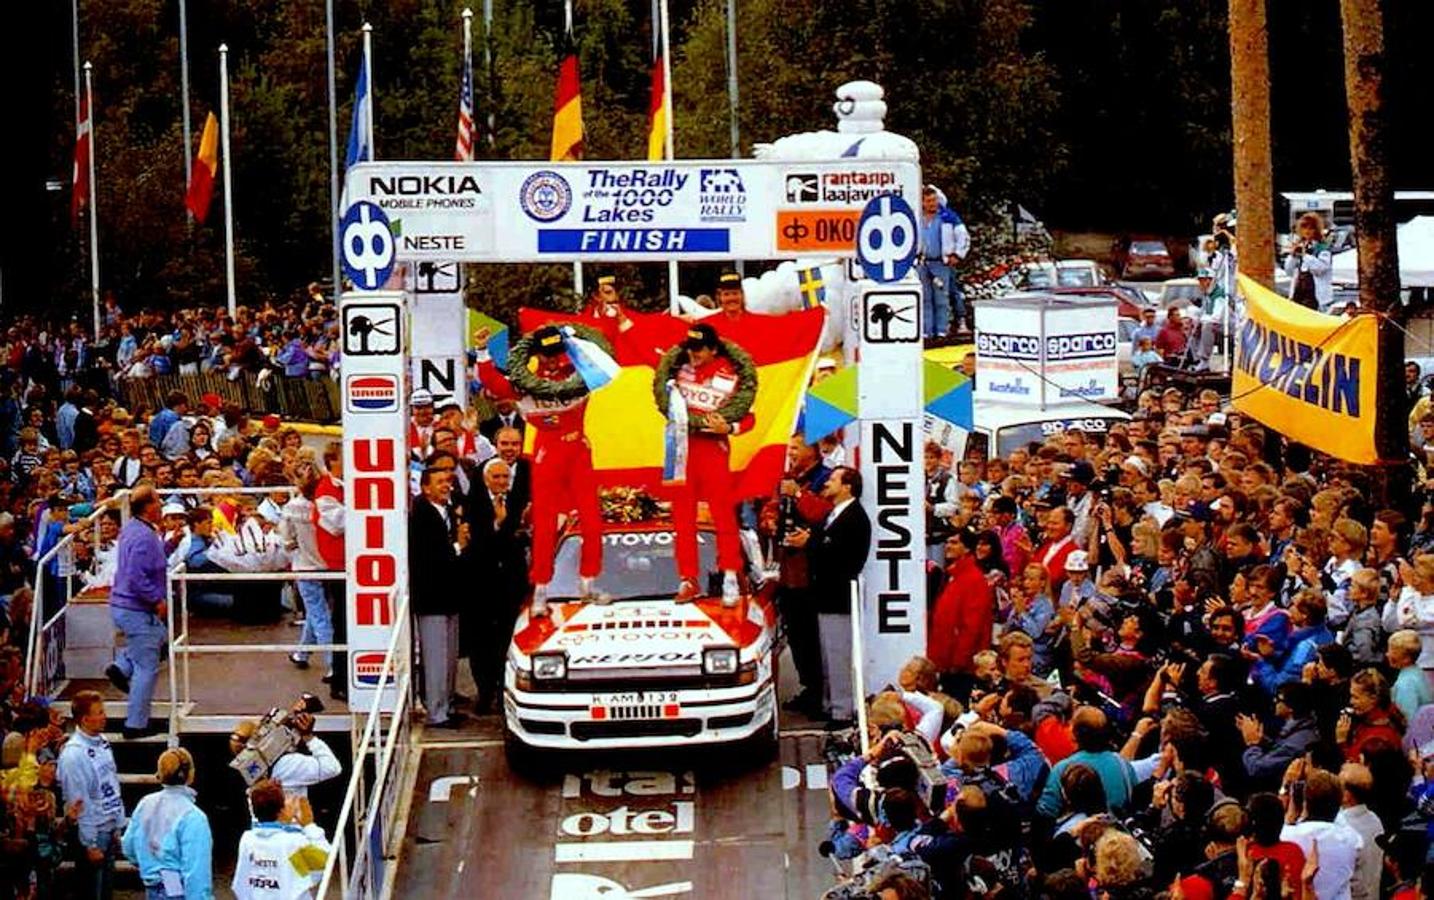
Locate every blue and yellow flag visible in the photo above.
<box><xmin>797</xmin><ymin>267</ymin><xmax>826</xmax><ymax>310</ymax></box>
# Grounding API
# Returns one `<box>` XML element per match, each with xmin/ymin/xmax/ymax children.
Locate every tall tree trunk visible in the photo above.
<box><xmin>1228</xmin><ymin>0</ymin><xmax>1275</xmax><ymax>289</ymax></box>
<box><xmin>1340</xmin><ymin>0</ymin><xmax>1408</xmax><ymax>484</ymax></box>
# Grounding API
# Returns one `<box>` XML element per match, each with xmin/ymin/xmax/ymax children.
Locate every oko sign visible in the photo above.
<box><xmin>974</xmin><ymin>296</ymin><xmax>1120</xmax><ymax>405</ymax></box>
<box><xmin>340</xmin><ymin>290</ymin><xmax>409</xmax><ymax>711</ymax></box>
<box><xmin>343</xmin><ymin>159</ymin><xmax>921</xmax><ymax>263</ymax></box>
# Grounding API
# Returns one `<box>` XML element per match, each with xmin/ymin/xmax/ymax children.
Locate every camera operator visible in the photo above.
<box><xmin>232</xmin><ymin>779</ymin><xmax>332</xmax><ymax>900</ymax></box>
<box><xmin>229</xmin><ymin>699</ymin><xmax>340</xmax><ymax>826</ymax></box>
<box><xmin>1283</xmin><ymin>213</ymin><xmax>1334</xmax><ymax>311</ymax></box>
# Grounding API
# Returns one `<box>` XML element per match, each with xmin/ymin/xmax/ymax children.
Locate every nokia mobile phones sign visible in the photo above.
<box><xmin>343</xmin><ymin>159</ymin><xmax>921</xmax><ymax>263</ymax></box>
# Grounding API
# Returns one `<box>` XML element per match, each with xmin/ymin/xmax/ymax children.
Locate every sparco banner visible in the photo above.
<box><xmin>973</xmin><ymin>296</ymin><xmax>1120</xmax><ymax>405</ymax></box>
<box><xmin>339</xmin><ymin>290</ymin><xmax>409</xmax><ymax>711</ymax></box>
<box><xmin>343</xmin><ymin>160</ymin><xmax>920</xmax><ymax>262</ymax></box>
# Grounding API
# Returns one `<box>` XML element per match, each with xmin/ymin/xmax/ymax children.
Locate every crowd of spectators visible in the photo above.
<box><xmin>817</xmin><ymin>384</ymin><xmax>1434</xmax><ymax>900</ymax></box>
<box><xmin>0</xmin><ymin>297</ymin><xmax>353</xmax><ymax>897</ymax></box>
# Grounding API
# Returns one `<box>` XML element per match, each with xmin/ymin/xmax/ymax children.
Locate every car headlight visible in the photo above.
<box><xmin>532</xmin><ymin>653</ymin><xmax>567</xmax><ymax>681</ymax></box>
<box><xmin>703</xmin><ymin>647</ymin><xmax>739</xmax><ymax>676</ymax></box>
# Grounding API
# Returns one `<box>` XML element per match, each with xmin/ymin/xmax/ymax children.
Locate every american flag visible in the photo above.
<box><xmin>454</xmin><ymin>28</ymin><xmax>475</xmax><ymax>161</ymax></box>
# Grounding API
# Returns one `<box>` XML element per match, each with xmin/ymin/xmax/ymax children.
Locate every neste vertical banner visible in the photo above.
<box><xmin>1232</xmin><ymin>275</ymin><xmax>1380</xmax><ymax>464</ymax></box>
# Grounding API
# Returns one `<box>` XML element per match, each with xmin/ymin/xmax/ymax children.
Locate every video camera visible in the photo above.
<box><xmin>850</xmin><ymin>730</ymin><xmax>947</xmax><ymax>824</ymax></box>
<box><xmin>229</xmin><ymin>693</ymin><xmax>324</xmax><ymax>787</ymax></box>
<box><xmin>818</xmin><ymin>840</ymin><xmax>934</xmax><ymax>900</ymax></box>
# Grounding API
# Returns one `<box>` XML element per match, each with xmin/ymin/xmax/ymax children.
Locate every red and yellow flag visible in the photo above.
<box><xmin>645</xmin><ymin>42</ymin><xmax>668</xmax><ymax>161</ymax></box>
<box><xmin>185</xmin><ymin>112</ymin><xmax>219</xmax><ymax>223</ymax></box>
<box><xmin>517</xmin><ymin>309</ymin><xmax>826</xmax><ymax>499</ymax></box>
<box><xmin>550</xmin><ymin>23</ymin><xmax>584</xmax><ymax>161</ymax></box>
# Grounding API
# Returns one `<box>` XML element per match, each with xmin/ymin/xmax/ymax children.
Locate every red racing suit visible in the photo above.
<box><xmin>671</xmin><ymin>356</ymin><xmax>753</xmax><ymax>581</ymax></box>
<box><xmin>475</xmin><ymin>354</ymin><xmax>602</xmax><ymax>585</ymax></box>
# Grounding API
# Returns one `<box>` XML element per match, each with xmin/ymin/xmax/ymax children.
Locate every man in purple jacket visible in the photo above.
<box><xmin>105</xmin><ymin>485</ymin><xmax>169</xmax><ymax>739</ymax></box>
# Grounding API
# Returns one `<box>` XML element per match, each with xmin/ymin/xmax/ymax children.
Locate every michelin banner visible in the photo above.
<box><xmin>1232</xmin><ymin>274</ymin><xmax>1379</xmax><ymax>464</ymax></box>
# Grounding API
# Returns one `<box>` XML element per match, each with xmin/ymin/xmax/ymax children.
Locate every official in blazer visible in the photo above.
<box><xmin>410</xmin><ymin>466</ymin><xmax>469</xmax><ymax>729</ymax></box>
<box><xmin>785</xmin><ymin>466</ymin><xmax>872</xmax><ymax>724</ymax></box>
<box><xmin>462</xmin><ymin>458</ymin><xmax>529</xmax><ymax>714</ymax></box>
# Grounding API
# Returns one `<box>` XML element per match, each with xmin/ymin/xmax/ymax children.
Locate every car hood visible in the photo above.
<box><xmin>512</xmin><ymin>598</ymin><xmax>770</xmax><ymax>668</ymax></box>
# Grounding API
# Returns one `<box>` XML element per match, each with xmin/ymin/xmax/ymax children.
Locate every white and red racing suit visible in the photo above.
<box><xmin>475</xmin><ymin>352</ymin><xmax>602</xmax><ymax>585</ymax></box>
<box><xmin>672</xmin><ymin>355</ymin><xmax>753</xmax><ymax>581</ymax></box>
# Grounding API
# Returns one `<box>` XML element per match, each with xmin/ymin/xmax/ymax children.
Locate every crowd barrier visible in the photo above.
<box><xmin>315</xmin><ymin>588</ymin><xmax>414</xmax><ymax>900</ymax></box>
<box><xmin>116</xmin><ymin>370</ymin><xmax>341</xmax><ymax>423</ymax></box>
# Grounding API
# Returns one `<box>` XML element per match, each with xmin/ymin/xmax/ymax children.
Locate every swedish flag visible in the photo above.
<box><xmin>797</xmin><ymin>267</ymin><xmax>826</xmax><ymax>310</ymax></box>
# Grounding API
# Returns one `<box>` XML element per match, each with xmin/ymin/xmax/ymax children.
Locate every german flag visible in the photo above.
<box><xmin>645</xmin><ymin>22</ymin><xmax>668</xmax><ymax>161</ymax></box>
<box><xmin>549</xmin><ymin>16</ymin><xmax>584</xmax><ymax>162</ymax></box>
<box><xmin>517</xmin><ymin>309</ymin><xmax>825</xmax><ymax>499</ymax></box>
<box><xmin>185</xmin><ymin>112</ymin><xmax>219</xmax><ymax>224</ymax></box>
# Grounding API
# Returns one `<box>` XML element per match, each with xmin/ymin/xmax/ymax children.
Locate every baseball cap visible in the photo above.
<box><xmin>161</xmin><ymin>503</ymin><xmax>186</xmax><ymax>517</ymax></box>
<box><xmin>1197</xmin><ymin>267</ymin><xmax>1214</xmax><ymax>279</ymax></box>
<box><xmin>683</xmin><ymin>323</ymin><xmax>720</xmax><ymax>351</ymax></box>
<box><xmin>1064</xmin><ymin>550</ymin><xmax>1090</xmax><ymax>572</ymax></box>
<box><xmin>1066</xmin><ymin>460</ymin><xmax>1096</xmax><ymax>485</ymax></box>
<box><xmin>409</xmin><ymin>389</ymin><xmax>434</xmax><ymax>407</ymax></box>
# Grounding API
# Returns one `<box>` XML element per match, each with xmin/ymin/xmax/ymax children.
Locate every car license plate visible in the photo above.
<box><xmin>591</xmin><ymin>691</ymin><xmax>680</xmax><ymax>721</ymax></box>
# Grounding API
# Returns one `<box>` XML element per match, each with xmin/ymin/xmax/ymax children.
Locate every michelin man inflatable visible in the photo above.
<box><xmin>674</xmin><ymin>81</ymin><xmax>919</xmax><ymax>349</ymax></box>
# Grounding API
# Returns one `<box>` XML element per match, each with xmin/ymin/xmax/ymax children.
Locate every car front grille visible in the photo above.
<box><xmin>571</xmin><ymin>718</ymin><xmax>704</xmax><ymax>741</ymax></box>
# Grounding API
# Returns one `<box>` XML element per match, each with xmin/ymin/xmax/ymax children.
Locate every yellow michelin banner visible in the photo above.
<box><xmin>1232</xmin><ymin>274</ymin><xmax>1380</xmax><ymax>464</ymax></box>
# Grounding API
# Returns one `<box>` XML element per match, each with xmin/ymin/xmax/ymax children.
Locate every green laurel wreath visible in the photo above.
<box><xmin>652</xmin><ymin>338</ymin><xmax>759</xmax><ymax>432</ymax></box>
<box><xmin>507</xmin><ymin>321</ymin><xmax>616</xmax><ymax>403</ymax></box>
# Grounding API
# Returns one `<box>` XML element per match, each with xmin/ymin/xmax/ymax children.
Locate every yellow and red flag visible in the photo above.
<box><xmin>185</xmin><ymin>112</ymin><xmax>219</xmax><ymax>223</ymax></box>
<box><xmin>645</xmin><ymin>29</ymin><xmax>668</xmax><ymax>161</ymax></box>
<box><xmin>549</xmin><ymin>19</ymin><xmax>584</xmax><ymax>161</ymax></box>
<box><xmin>517</xmin><ymin>309</ymin><xmax>825</xmax><ymax>498</ymax></box>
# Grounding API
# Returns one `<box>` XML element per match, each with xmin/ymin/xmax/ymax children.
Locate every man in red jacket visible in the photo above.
<box><xmin>313</xmin><ymin>442</ymin><xmax>347</xmax><ymax>701</ymax></box>
<box><xmin>928</xmin><ymin>530</ymin><xmax>993</xmax><ymax>697</ymax></box>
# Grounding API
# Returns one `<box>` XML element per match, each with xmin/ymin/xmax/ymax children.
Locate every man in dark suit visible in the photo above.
<box><xmin>785</xmin><ymin>466</ymin><xmax>871</xmax><ymax>725</ymax></box>
<box><xmin>410</xmin><ymin>466</ymin><xmax>469</xmax><ymax>728</ymax></box>
<box><xmin>491</xmin><ymin>425</ymin><xmax>531</xmax><ymax>523</ymax></box>
<box><xmin>462</xmin><ymin>458</ymin><xmax>529</xmax><ymax>713</ymax></box>
<box><xmin>479</xmin><ymin>397</ymin><xmax>525</xmax><ymax>443</ymax></box>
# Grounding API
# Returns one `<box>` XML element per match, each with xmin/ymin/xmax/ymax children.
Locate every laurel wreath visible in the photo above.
<box><xmin>652</xmin><ymin>338</ymin><xmax>758</xmax><ymax>432</ymax></box>
<box><xmin>506</xmin><ymin>322</ymin><xmax>616</xmax><ymax>402</ymax></box>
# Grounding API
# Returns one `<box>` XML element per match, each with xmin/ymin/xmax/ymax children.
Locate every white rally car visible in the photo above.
<box><xmin>504</xmin><ymin>519</ymin><xmax>779</xmax><ymax>758</ymax></box>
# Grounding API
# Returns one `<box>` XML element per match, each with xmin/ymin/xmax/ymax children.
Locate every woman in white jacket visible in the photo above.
<box><xmin>1283</xmin><ymin>212</ymin><xmax>1334</xmax><ymax>311</ymax></box>
<box><xmin>1385</xmin><ymin>555</ymin><xmax>1434</xmax><ymax>680</ymax></box>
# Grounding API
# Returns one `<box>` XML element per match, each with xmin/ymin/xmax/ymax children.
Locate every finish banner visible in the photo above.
<box><xmin>1232</xmin><ymin>274</ymin><xmax>1379</xmax><ymax>464</ymax></box>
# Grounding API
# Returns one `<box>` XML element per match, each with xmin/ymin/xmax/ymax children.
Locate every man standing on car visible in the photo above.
<box><xmin>784</xmin><ymin>467</ymin><xmax>872</xmax><ymax>725</ymax></box>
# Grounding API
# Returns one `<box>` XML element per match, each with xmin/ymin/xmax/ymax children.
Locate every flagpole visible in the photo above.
<box><xmin>218</xmin><ymin>44</ymin><xmax>237</xmax><ymax>318</ymax></box>
<box><xmin>726</xmin><ymin>0</ymin><xmax>739</xmax><ymax>159</ymax></box>
<box><xmin>362</xmin><ymin>23</ymin><xmax>375</xmax><ymax>158</ymax></box>
<box><xmin>482</xmin><ymin>0</ymin><xmax>495</xmax><ymax>149</ymax></box>
<box><xmin>84</xmin><ymin>62</ymin><xmax>100</xmax><ymax>340</ymax></box>
<box><xmin>565</xmin><ymin>0</ymin><xmax>583</xmax><ymax>298</ymax></box>
<box><xmin>659</xmin><ymin>0</ymin><xmax>679</xmax><ymax>314</ymax></box>
<box><xmin>71</xmin><ymin>0</ymin><xmax>82</xmax><ymax>127</ymax></box>
<box><xmin>325</xmin><ymin>0</ymin><xmax>341</xmax><ymax>299</ymax></box>
<box><xmin>179</xmin><ymin>0</ymin><xmax>193</xmax><ymax>220</ymax></box>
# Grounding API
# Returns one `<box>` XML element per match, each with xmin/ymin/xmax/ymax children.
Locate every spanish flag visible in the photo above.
<box><xmin>185</xmin><ymin>112</ymin><xmax>219</xmax><ymax>224</ymax></box>
<box><xmin>518</xmin><ymin>308</ymin><xmax>825</xmax><ymax>499</ymax></box>
<box><xmin>645</xmin><ymin>21</ymin><xmax>668</xmax><ymax>161</ymax></box>
<box><xmin>549</xmin><ymin>17</ymin><xmax>584</xmax><ymax>162</ymax></box>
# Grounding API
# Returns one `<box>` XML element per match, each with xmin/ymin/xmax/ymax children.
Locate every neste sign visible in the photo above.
<box><xmin>344</xmin><ymin>159</ymin><xmax>920</xmax><ymax>263</ymax></box>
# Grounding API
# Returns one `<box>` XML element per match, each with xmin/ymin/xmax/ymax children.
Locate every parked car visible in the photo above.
<box><xmin>1155</xmin><ymin>277</ymin><xmax>1204</xmax><ymax>310</ymax></box>
<box><xmin>1122</xmin><ymin>239</ymin><xmax>1177</xmax><ymax>280</ymax></box>
<box><xmin>1047</xmin><ymin>285</ymin><xmax>1152</xmax><ymax>320</ymax></box>
<box><xmin>1015</xmin><ymin>259</ymin><xmax>1109</xmax><ymax>290</ymax></box>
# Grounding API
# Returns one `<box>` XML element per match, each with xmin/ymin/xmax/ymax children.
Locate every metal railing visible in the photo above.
<box><xmin>315</xmin><ymin>588</ymin><xmax>414</xmax><ymax>900</ymax></box>
<box><xmin>169</xmin><ymin>568</ymin><xmax>347</xmax><ymax>735</ymax></box>
<box><xmin>23</xmin><ymin>491</ymin><xmax>132</xmax><ymax>698</ymax></box>
<box><xmin>850</xmin><ymin>576</ymin><xmax>869</xmax><ymax>755</ymax></box>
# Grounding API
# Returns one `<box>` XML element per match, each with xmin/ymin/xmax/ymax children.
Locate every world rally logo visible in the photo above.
<box><xmin>520</xmin><ymin>170</ymin><xmax>573</xmax><ymax>222</ymax></box>
<box><xmin>699</xmin><ymin>168</ymin><xmax>746</xmax><ymax>223</ymax></box>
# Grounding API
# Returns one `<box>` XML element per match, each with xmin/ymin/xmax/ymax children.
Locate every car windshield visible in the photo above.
<box><xmin>1131</xmin><ymin>241</ymin><xmax>1166</xmax><ymax>255</ymax></box>
<box><xmin>1057</xmin><ymin>268</ymin><xmax>1097</xmax><ymax>287</ymax></box>
<box><xmin>1021</xmin><ymin>265</ymin><xmax>1057</xmax><ymax>288</ymax></box>
<box><xmin>547</xmin><ymin>530</ymin><xmax>719</xmax><ymax>600</ymax></box>
<box><xmin>1160</xmin><ymin>283</ymin><xmax>1203</xmax><ymax>305</ymax></box>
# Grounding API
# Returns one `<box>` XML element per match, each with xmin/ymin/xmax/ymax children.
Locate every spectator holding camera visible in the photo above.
<box><xmin>1283</xmin><ymin>213</ymin><xmax>1334</xmax><ymax>311</ymax></box>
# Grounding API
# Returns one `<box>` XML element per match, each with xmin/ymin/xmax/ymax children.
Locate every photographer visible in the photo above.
<box><xmin>1282</xmin><ymin>213</ymin><xmax>1334</xmax><ymax>311</ymax></box>
<box><xmin>229</xmin><ymin>698</ymin><xmax>340</xmax><ymax>827</ymax></box>
<box><xmin>231</xmin><ymin>779</ymin><xmax>331</xmax><ymax>900</ymax></box>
